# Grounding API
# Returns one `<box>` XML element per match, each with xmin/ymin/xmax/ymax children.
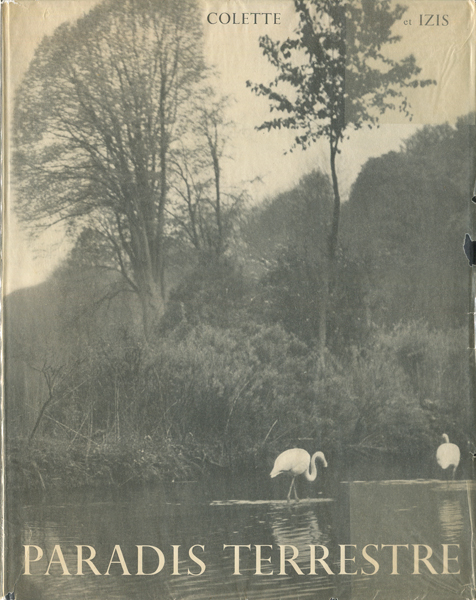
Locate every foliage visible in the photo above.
<box><xmin>342</xmin><ymin>115</ymin><xmax>474</xmax><ymax>327</ymax></box>
<box><xmin>10</xmin><ymin>311</ymin><xmax>469</xmax><ymax>490</ymax></box>
<box><xmin>378</xmin><ymin>322</ymin><xmax>470</xmax><ymax>446</ymax></box>
<box><xmin>9</xmin><ymin>435</ymin><xmax>196</xmax><ymax>492</ymax></box>
<box><xmin>247</xmin><ymin>0</ymin><xmax>434</xmax><ymax>351</ymax></box>
<box><xmin>256</xmin><ymin>245</ymin><xmax>367</xmax><ymax>351</ymax></box>
<box><xmin>244</xmin><ymin>171</ymin><xmax>367</xmax><ymax>350</ymax></box>
<box><xmin>161</xmin><ymin>257</ymin><xmax>251</xmax><ymax>331</ymax></box>
<box><xmin>144</xmin><ymin>324</ymin><xmax>318</xmax><ymax>463</ymax></box>
<box><xmin>245</xmin><ymin>170</ymin><xmax>333</xmax><ymax>269</ymax></box>
<box><xmin>8</xmin><ymin>103</ymin><xmax>474</xmax><ymax>489</ymax></box>
<box><xmin>248</xmin><ymin>0</ymin><xmax>433</xmax><ymax>151</ymax></box>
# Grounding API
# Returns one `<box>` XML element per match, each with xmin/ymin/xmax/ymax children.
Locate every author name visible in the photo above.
<box><xmin>23</xmin><ymin>543</ymin><xmax>460</xmax><ymax>576</ymax></box>
<box><xmin>207</xmin><ymin>12</ymin><xmax>281</xmax><ymax>25</ymax></box>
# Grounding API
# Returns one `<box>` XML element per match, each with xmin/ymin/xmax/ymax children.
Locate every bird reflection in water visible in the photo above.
<box><xmin>438</xmin><ymin>497</ymin><xmax>464</xmax><ymax>543</ymax></box>
<box><xmin>268</xmin><ymin>505</ymin><xmax>330</xmax><ymax>572</ymax></box>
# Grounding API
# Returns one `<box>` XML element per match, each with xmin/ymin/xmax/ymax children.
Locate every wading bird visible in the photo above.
<box><xmin>270</xmin><ymin>448</ymin><xmax>327</xmax><ymax>501</ymax></box>
<box><xmin>436</xmin><ymin>434</ymin><xmax>460</xmax><ymax>479</ymax></box>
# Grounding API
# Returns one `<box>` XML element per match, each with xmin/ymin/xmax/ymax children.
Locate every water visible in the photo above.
<box><xmin>6</xmin><ymin>479</ymin><xmax>476</xmax><ymax>600</ymax></box>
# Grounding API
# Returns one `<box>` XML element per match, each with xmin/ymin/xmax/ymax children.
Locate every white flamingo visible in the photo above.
<box><xmin>436</xmin><ymin>434</ymin><xmax>460</xmax><ymax>479</ymax></box>
<box><xmin>270</xmin><ymin>448</ymin><xmax>327</xmax><ymax>501</ymax></box>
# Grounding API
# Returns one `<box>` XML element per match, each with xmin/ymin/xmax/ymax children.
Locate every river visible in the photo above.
<box><xmin>6</xmin><ymin>478</ymin><xmax>475</xmax><ymax>600</ymax></box>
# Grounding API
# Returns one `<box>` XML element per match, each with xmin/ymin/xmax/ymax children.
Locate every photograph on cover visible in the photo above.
<box><xmin>2</xmin><ymin>1</ymin><xmax>476</xmax><ymax>599</ymax></box>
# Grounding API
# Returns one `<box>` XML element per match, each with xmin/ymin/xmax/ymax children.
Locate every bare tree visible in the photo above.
<box><xmin>169</xmin><ymin>93</ymin><xmax>243</xmax><ymax>263</ymax></box>
<box><xmin>14</xmin><ymin>0</ymin><xmax>207</xmax><ymax>333</ymax></box>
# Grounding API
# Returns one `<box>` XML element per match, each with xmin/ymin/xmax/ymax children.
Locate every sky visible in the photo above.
<box><xmin>3</xmin><ymin>0</ymin><xmax>475</xmax><ymax>293</ymax></box>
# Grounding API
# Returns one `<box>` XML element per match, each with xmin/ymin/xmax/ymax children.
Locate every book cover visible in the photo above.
<box><xmin>2</xmin><ymin>1</ymin><xmax>475</xmax><ymax>599</ymax></box>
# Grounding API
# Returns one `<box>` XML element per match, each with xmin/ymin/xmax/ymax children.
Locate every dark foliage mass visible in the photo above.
<box><xmin>341</xmin><ymin>114</ymin><xmax>475</xmax><ymax>328</ymax></box>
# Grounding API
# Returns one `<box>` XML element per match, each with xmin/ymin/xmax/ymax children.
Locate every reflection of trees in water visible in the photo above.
<box><xmin>438</xmin><ymin>497</ymin><xmax>465</xmax><ymax>543</ymax></box>
<box><xmin>269</xmin><ymin>506</ymin><xmax>330</xmax><ymax>569</ymax></box>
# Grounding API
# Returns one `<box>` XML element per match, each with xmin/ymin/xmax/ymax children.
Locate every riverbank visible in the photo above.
<box><xmin>7</xmin><ymin>436</ymin><xmax>223</xmax><ymax>492</ymax></box>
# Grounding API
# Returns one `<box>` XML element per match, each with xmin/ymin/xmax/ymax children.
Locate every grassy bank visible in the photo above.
<box><xmin>7</xmin><ymin>436</ymin><xmax>216</xmax><ymax>492</ymax></box>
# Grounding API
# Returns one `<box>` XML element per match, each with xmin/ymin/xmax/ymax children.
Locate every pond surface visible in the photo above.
<box><xmin>7</xmin><ymin>479</ymin><xmax>476</xmax><ymax>600</ymax></box>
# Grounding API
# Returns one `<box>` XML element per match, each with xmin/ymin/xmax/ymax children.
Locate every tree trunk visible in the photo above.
<box><xmin>28</xmin><ymin>396</ymin><xmax>53</xmax><ymax>445</ymax></box>
<box><xmin>329</xmin><ymin>143</ymin><xmax>341</xmax><ymax>264</ymax></box>
<box><xmin>210</xmin><ymin>131</ymin><xmax>223</xmax><ymax>257</ymax></box>
<box><xmin>139</xmin><ymin>281</ymin><xmax>163</xmax><ymax>342</ymax></box>
<box><xmin>317</xmin><ymin>141</ymin><xmax>341</xmax><ymax>356</ymax></box>
<box><xmin>317</xmin><ymin>271</ymin><xmax>329</xmax><ymax>357</ymax></box>
<box><xmin>28</xmin><ymin>368</ymin><xmax>60</xmax><ymax>445</ymax></box>
<box><xmin>157</xmin><ymin>74</ymin><xmax>169</xmax><ymax>302</ymax></box>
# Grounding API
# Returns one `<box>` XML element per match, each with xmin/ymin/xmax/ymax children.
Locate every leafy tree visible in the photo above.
<box><xmin>14</xmin><ymin>0</ymin><xmax>206</xmax><ymax>333</ymax></box>
<box><xmin>248</xmin><ymin>0</ymin><xmax>434</xmax><ymax>351</ymax></box>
